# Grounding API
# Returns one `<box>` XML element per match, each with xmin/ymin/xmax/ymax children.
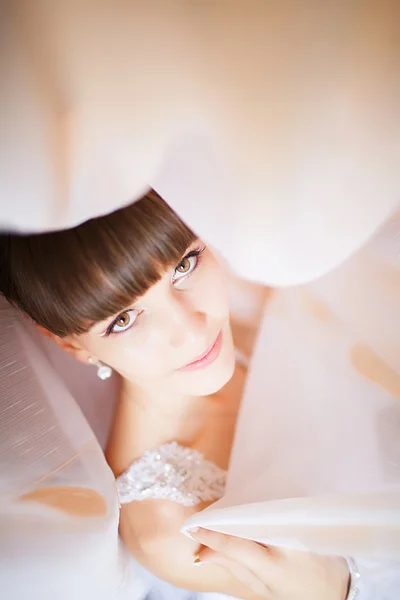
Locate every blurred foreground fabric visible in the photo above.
<box><xmin>1</xmin><ymin>1</ymin><xmax>399</xmax><ymax>284</ymax></box>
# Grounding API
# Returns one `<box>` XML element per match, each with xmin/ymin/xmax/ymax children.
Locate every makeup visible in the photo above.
<box><xmin>177</xmin><ymin>330</ymin><xmax>223</xmax><ymax>372</ymax></box>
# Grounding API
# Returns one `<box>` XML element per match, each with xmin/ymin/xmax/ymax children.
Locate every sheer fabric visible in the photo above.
<box><xmin>1</xmin><ymin>1</ymin><xmax>399</xmax><ymax>285</ymax></box>
<box><xmin>0</xmin><ymin>302</ymin><xmax>145</xmax><ymax>600</ymax></box>
<box><xmin>183</xmin><ymin>211</ymin><xmax>400</xmax><ymax>559</ymax></box>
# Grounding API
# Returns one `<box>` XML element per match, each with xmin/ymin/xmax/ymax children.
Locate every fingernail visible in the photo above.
<box><xmin>188</xmin><ymin>527</ymin><xmax>200</xmax><ymax>534</ymax></box>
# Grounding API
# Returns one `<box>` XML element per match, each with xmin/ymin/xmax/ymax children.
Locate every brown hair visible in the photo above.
<box><xmin>0</xmin><ymin>190</ymin><xmax>197</xmax><ymax>337</ymax></box>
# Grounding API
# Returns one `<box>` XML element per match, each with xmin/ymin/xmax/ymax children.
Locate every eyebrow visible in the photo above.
<box><xmin>92</xmin><ymin>243</ymin><xmax>202</xmax><ymax>337</ymax></box>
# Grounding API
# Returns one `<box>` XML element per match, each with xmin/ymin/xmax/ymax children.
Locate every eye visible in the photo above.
<box><xmin>108</xmin><ymin>309</ymin><xmax>140</xmax><ymax>335</ymax></box>
<box><xmin>172</xmin><ymin>250</ymin><xmax>202</xmax><ymax>285</ymax></box>
<box><xmin>176</xmin><ymin>256</ymin><xmax>195</xmax><ymax>274</ymax></box>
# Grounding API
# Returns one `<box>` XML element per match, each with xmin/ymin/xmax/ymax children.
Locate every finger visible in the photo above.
<box><xmin>189</xmin><ymin>528</ymin><xmax>276</xmax><ymax>582</ymax></box>
<box><xmin>196</xmin><ymin>547</ymin><xmax>270</xmax><ymax>598</ymax></box>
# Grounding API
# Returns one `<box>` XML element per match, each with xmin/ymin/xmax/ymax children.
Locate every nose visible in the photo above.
<box><xmin>159</xmin><ymin>290</ymin><xmax>206</xmax><ymax>349</ymax></box>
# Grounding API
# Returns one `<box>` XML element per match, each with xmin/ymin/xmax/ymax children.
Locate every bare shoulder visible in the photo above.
<box><xmin>105</xmin><ymin>388</ymin><xmax>171</xmax><ymax>477</ymax></box>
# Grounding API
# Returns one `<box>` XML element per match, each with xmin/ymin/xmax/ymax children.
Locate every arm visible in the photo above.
<box><xmin>119</xmin><ymin>498</ymin><xmax>400</xmax><ymax>600</ymax></box>
<box><xmin>118</xmin><ymin>500</ymin><xmax>262</xmax><ymax>598</ymax></box>
<box><xmin>107</xmin><ymin>425</ymin><xmax>261</xmax><ymax>598</ymax></box>
<box><xmin>189</xmin><ymin>528</ymin><xmax>400</xmax><ymax>600</ymax></box>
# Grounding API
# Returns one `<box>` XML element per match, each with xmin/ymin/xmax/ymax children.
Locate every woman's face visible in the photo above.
<box><xmin>72</xmin><ymin>242</ymin><xmax>235</xmax><ymax>397</ymax></box>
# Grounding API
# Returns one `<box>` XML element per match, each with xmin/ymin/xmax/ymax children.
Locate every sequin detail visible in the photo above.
<box><xmin>116</xmin><ymin>441</ymin><xmax>226</xmax><ymax>506</ymax></box>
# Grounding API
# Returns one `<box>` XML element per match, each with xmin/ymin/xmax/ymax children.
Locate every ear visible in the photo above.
<box><xmin>36</xmin><ymin>325</ymin><xmax>93</xmax><ymax>366</ymax></box>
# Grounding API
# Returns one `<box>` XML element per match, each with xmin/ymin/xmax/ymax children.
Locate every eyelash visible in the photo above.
<box><xmin>104</xmin><ymin>245</ymin><xmax>206</xmax><ymax>337</ymax></box>
<box><xmin>172</xmin><ymin>245</ymin><xmax>206</xmax><ymax>285</ymax></box>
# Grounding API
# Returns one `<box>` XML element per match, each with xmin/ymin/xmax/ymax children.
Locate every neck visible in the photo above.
<box><xmin>121</xmin><ymin>377</ymin><xmax>203</xmax><ymax>419</ymax></box>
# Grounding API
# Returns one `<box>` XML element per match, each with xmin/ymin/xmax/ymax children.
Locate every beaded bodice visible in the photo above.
<box><xmin>116</xmin><ymin>441</ymin><xmax>226</xmax><ymax>507</ymax></box>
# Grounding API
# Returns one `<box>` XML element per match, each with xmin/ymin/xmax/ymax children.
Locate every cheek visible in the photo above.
<box><xmin>195</xmin><ymin>262</ymin><xmax>230</xmax><ymax>317</ymax></box>
<box><xmin>86</xmin><ymin>335</ymin><xmax>170</xmax><ymax>381</ymax></box>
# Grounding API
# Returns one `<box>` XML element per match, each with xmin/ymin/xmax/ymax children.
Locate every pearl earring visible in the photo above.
<box><xmin>88</xmin><ymin>357</ymin><xmax>113</xmax><ymax>381</ymax></box>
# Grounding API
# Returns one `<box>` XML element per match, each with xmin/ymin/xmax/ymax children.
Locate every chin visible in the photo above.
<box><xmin>200</xmin><ymin>366</ymin><xmax>236</xmax><ymax>396</ymax></box>
<box><xmin>183</xmin><ymin>347</ymin><xmax>236</xmax><ymax>397</ymax></box>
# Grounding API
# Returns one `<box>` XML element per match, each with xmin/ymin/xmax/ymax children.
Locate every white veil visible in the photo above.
<box><xmin>1</xmin><ymin>2</ymin><xmax>399</xmax><ymax>598</ymax></box>
<box><xmin>183</xmin><ymin>209</ymin><xmax>400</xmax><ymax>559</ymax></box>
<box><xmin>2</xmin><ymin>1</ymin><xmax>399</xmax><ymax>283</ymax></box>
<box><xmin>0</xmin><ymin>301</ymin><xmax>143</xmax><ymax>599</ymax></box>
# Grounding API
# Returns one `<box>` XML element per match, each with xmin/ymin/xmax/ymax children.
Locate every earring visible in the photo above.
<box><xmin>88</xmin><ymin>357</ymin><xmax>113</xmax><ymax>381</ymax></box>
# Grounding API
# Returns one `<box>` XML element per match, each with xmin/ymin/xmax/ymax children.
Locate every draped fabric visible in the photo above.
<box><xmin>183</xmin><ymin>211</ymin><xmax>400</xmax><ymax>559</ymax></box>
<box><xmin>1</xmin><ymin>1</ymin><xmax>399</xmax><ymax>284</ymax></box>
<box><xmin>0</xmin><ymin>303</ymin><xmax>146</xmax><ymax>599</ymax></box>
<box><xmin>1</xmin><ymin>2</ymin><xmax>400</xmax><ymax>598</ymax></box>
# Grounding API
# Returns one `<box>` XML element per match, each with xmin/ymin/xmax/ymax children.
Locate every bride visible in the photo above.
<box><xmin>0</xmin><ymin>190</ymin><xmax>396</xmax><ymax>599</ymax></box>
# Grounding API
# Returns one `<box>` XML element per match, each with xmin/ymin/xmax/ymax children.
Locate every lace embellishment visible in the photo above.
<box><xmin>116</xmin><ymin>441</ymin><xmax>226</xmax><ymax>506</ymax></box>
<box><xmin>346</xmin><ymin>558</ymin><xmax>361</xmax><ymax>600</ymax></box>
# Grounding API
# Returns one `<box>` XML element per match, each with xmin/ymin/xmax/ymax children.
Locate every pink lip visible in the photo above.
<box><xmin>177</xmin><ymin>331</ymin><xmax>223</xmax><ymax>372</ymax></box>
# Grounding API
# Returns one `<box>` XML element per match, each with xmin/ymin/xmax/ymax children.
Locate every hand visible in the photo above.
<box><xmin>189</xmin><ymin>528</ymin><xmax>350</xmax><ymax>600</ymax></box>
